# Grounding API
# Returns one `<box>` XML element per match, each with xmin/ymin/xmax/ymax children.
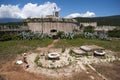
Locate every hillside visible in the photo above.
<box><xmin>0</xmin><ymin>18</ymin><xmax>23</xmax><ymax>23</ymax></box>
<box><xmin>74</xmin><ymin>15</ymin><xmax>120</xmax><ymax>26</ymax></box>
<box><xmin>0</xmin><ymin>15</ymin><xmax>120</xmax><ymax>26</ymax></box>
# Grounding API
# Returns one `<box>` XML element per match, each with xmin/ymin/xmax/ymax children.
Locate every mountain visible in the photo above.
<box><xmin>74</xmin><ymin>15</ymin><xmax>120</xmax><ymax>26</ymax></box>
<box><xmin>0</xmin><ymin>18</ymin><xmax>23</xmax><ymax>23</ymax></box>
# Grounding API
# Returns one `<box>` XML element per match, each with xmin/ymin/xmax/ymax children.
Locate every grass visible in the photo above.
<box><xmin>0</xmin><ymin>39</ymin><xmax>53</xmax><ymax>61</ymax></box>
<box><xmin>54</xmin><ymin>38</ymin><xmax>120</xmax><ymax>52</ymax></box>
<box><xmin>0</xmin><ymin>38</ymin><xmax>120</xmax><ymax>61</ymax></box>
<box><xmin>34</xmin><ymin>55</ymin><xmax>40</xmax><ymax>65</ymax></box>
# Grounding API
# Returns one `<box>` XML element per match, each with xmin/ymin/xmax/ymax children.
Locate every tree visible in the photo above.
<box><xmin>83</xmin><ymin>26</ymin><xmax>94</xmax><ymax>33</ymax></box>
<box><xmin>107</xmin><ymin>29</ymin><xmax>120</xmax><ymax>38</ymax></box>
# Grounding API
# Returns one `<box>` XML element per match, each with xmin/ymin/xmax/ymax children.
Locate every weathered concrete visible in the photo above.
<box><xmin>26</xmin><ymin>17</ymin><xmax>79</xmax><ymax>34</ymax></box>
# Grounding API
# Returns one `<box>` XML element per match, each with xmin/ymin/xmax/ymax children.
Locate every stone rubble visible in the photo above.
<box><xmin>25</xmin><ymin>48</ymin><xmax>120</xmax><ymax>77</ymax></box>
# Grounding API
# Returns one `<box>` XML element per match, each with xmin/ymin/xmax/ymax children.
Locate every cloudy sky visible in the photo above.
<box><xmin>0</xmin><ymin>0</ymin><xmax>120</xmax><ymax>18</ymax></box>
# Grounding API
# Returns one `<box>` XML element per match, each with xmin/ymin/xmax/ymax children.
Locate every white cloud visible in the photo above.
<box><xmin>0</xmin><ymin>2</ymin><xmax>61</xmax><ymax>18</ymax></box>
<box><xmin>65</xmin><ymin>11</ymin><xmax>96</xmax><ymax>18</ymax></box>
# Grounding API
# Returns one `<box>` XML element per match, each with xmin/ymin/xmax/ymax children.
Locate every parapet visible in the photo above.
<box><xmin>25</xmin><ymin>17</ymin><xmax>77</xmax><ymax>23</ymax></box>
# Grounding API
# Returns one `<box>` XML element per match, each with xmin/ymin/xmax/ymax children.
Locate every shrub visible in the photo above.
<box><xmin>61</xmin><ymin>32</ymin><xmax>77</xmax><ymax>39</ymax></box>
<box><xmin>11</xmin><ymin>34</ymin><xmax>19</xmax><ymax>40</ymax></box>
<box><xmin>84</xmin><ymin>32</ymin><xmax>110</xmax><ymax>40</ymax></box>
<box><xmin>18</xmin><ymin>31</ymin><xmax>52</xmax><ymax>40</ymax></box>
<box><xmin>56</xmin><ymin>31</ymin><xmax>64</xmax><ymax>39</ymax></box>
<box><xmin>108</xmin><ymin>29</ymin><xmax>120</xmax><ymax>38</ymax></box>
<box><xmin>0</xmin><ymin>34</ymin><xmax>18</xmax><ymax>41</ymax></box>
<box><xmin>34</xmin><ymin>55</ymin><xmax>40</xmax><ymax>65</ymax></box>
<box><xmin>74</xmin><ymin>34</ymin><xmax>85</xmax><ymax>39</ymax></box>
<box><xmin>0</xmin><ymin>34</ymin><xmax>12</xmax><ymax>41</ymax></box>
<box><xmin>84</xmin><ymin>26</ymin><xmax>94</xmax><ymax>33</ymax></box>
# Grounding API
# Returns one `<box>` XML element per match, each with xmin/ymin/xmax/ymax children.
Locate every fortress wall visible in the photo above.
<box><xmin>27</xmin><ymin>20</ymin><xmax>79</xmax><ymax>34</ymax></box>
<box><xmin>95</xmin><ymin>26</ymin><xmax>116</xmax><ymax>32</ymax></box>
<box><xmin>28</xmin><ymin>22</ymin><xmax>42</xmax><ymax>32</ymax></box>
<box><xmin>80</xmin><ymin>22</ymin><xmax>97</xmax><ymax>27</ymax></box>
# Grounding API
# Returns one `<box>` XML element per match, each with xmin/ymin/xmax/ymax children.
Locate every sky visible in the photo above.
<box><xmin>0</xmin><ymin>0</ymin><xmax>120</xmax><ymax>18</ymax></box>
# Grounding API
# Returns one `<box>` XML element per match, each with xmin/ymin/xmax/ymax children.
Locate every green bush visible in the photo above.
<box><xmin>56</xmin><ymin>31</ymin><xmax>64</xmax><ymax>39</ymax></box>
<box><xmin>84</xmin><ymin>32</ymin><xmax>110</xmax><ymax>40</ymax></box>
<box><xmin>0</xmin><ymin>34</ymin><xmax>11</xmax><ymax>41</ymax></box>
<box><xmin>18</xmin><ymin>31</ymin><xmax>52</xmax><ymax>40</ymax></box>
<box><xmin>34</xmin><ymin>55</ymin><xmax>40</xmax><ymax>65</ymax></box>
<box><xmin>74</xmin><ymin>34</ymin><xmax>85</xmax><ymax>39</ymax></box>
<box><xmin>84</xmin><ymin>26</ymin><xmax>94</xmax><ymax>33</ymax></box>
<box><xmin>0</xmin><ymin>34</ymin><xmax>18</xmax><ymax>41</ymax></box>
<box><xmin>11</xmin><ymin>34</ymin><xmax>19</xmax><ymax>40</ymax></box>
<box><xmin>108</xmin><ymin>29</ymin><xmax>120</xmax><ymax>38</ymax></box>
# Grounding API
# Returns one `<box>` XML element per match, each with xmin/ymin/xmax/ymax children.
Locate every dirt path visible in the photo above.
<box><xmin>36</xmin><ymin>39</ymin><xmax>59</xmax><ymax>52</ymax></box>
<box><xmin>47</xmin><ymin>39</ymin><xmax>58</xmax><ymax>48</ymax></box>
<box><xmin>0</xmin><ymin>40</ymin><xmax>59</xmax><ymax>80</ymax></box>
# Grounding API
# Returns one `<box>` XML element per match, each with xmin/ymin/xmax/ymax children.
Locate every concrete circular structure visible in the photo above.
<box><xmin>94</xmin><ymin>50</ymin><xmax>105</xmax><ymax>56</ymax></box>
<box><xmin>48</xmin><ymin>52</ymin><xmax>60</xmax><ymax>59</ymax></box>
<box><xmin>37</xmin><ymin>49</ymin><xmax>73</xmax><ymax>69</ymax></box>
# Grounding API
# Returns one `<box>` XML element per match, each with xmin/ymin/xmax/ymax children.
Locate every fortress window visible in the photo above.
<box><xmin>50</xmin><ymin>29</ymin><xmax>57</xmax><ymax>33</ymax></box>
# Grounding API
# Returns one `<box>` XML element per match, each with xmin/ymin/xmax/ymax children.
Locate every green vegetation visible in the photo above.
<box><xmin>0</xmin><ymin>34</ymin><xmax>120</xmax><ymax>63</ymax></box>
<box><xmin>75</xmin><ymin>15</ymin><xmax>120</xmax><ymax>26</ymax></box>
<box><xmin>61</xmin><ymin>48</ymin><xmax>65</xmax><ymax>53</ymax></box>
<box><xmin>84</xmin><ymin>26</ymin><xmax>94</xmax><ymax>33</ymax></box>
<box><xmin>0</xmin><ymin>39</ymin><xmax>52</xmax><ymax>60</ymax></box>
<box><xmin>0</xmin><ymin>34</ymin><xmax>18</xmax><ymax>41</ymax></box>
<box><xmin>54</xmin><ymin>38</ymin><xmax>120</xmax><ymax>52</ymax></box>
<box><xmin>0</xmin><ymin>32</ymin><xmax>52</xmax><ymax>41</ymax></box>
<box><xmin>84</xmin><ymin>32</ymin><xmax>110</xmax><ymax>40</ymax></box>
<box><xmin>34</xmin><ymin>55</ymin><xmax>40</xmax><ymax>65</ymax></box>
<box><xmin>0</xmin><ymin>22</ymin><xmax>28</xmax><ymax>27</ymax></box>
<box><xmin>18</xmin><ymin>31</ymin><xmax>52</xmax><ymax>40</ymax></box>
<box><xmin>69</xmin><ymin>50</ymin><xmax>75</xmax><ymax>57</ymax></box>
<box><xmin>101</xmin><ymin>54</ymin><xmax>109</xmax><ymax>59</ymax></box>
<box><xmin>108</xmin><ymin>29</ymin><xmax>120</xmax><ymax>38</ymax></box>
<box><xmin>56</xmin><ymin>31</ymin><xmax>64</xmax><ymax>38</ymax></box>
<box><xmin>69</xmin><ymin>50</ymin><xmax>80</xmax><ymax>58</ymax></box>
<box><xmin>85</xmin><ymin>53</ymin><xmax>92</xmax><ymax>57</ymax></box>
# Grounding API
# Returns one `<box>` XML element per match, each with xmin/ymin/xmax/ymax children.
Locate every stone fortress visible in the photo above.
<box><xmin>25</xmin><ymin>16</ymin><xmax>78</xmax><ymax>34</ymax></box>
<box><xmin>0</xmin><ymin>7</ymin><xmax>117</xmax><ymax>34</ymax></box>
<box><xmin>80</xmin><ymin>22</ymin><xmax>116</xmax><ymax>33</ymax></box>
<box><xmin>25</xmin><ymin>8</ymin><xmax>79</xmax><ymax>34</ymax></box>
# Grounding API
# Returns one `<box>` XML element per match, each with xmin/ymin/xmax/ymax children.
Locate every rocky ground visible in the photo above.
<box><xmin>0</xmin><ymin>40</ymin><xmax>120</xmax><ymax>80</ymax></box>
<box><xmin>25</xmin><ymin>49</ymin><xmax>120</xmax><ymax>79</ymax></box>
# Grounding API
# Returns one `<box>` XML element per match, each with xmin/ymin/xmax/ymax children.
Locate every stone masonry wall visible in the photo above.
<box><xmin>28</xmin><ymin>20</ymin><xmax>79</xmax><ymax>34</ymax></box>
